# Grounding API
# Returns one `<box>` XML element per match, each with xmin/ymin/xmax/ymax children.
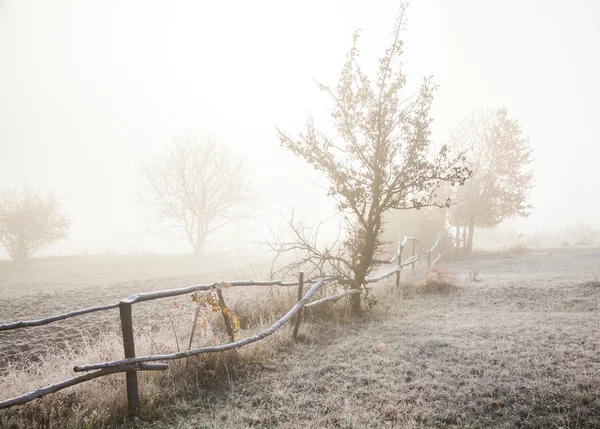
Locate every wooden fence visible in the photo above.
<box><xmin>0</xmin><ymin>236</ymin><xmax>442</xmax><ymax>415</ymax></box>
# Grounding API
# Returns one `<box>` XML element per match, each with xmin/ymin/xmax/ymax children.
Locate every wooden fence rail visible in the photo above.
<box><xmin>0</xmin><ymin>235</ymin><xmax>445</xmax><ymax>415</ymax></box>
<box><xmin>0</xmin><ymin>279</ymin><xmax>328</xmax><ymax>332</ymax></box>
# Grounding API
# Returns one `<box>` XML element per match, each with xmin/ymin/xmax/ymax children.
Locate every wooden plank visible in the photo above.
<box><xmin>74</xmin><ymin>278</ymin><xmax>327</xmax><ymax>373</ymax></box>
<box><xmin>0</xmin><ymin>363</ymin><xmax>167</xmax><ymax>410</ymax></box>
<box><xmin>292</xmin><ymin>272</ymin><xmax>304</xmax><ymax>341</ymax></box>
<box><xmin>119</xmin><ymin>302</ymin><xmax>140</xmax><ymax>416</ymax></box>
<box><xmin>216</xmin><ymin>288</ymin><xmax>235</xmax><ymax>343</ymax></box>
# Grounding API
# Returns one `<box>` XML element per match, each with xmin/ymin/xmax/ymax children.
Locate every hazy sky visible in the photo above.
<box><xmin>1</xmin><ymin>0</ymin><xmax>599</xmax><ymax>257</ymax></box>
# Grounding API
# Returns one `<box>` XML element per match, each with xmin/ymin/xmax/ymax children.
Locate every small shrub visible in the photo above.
<box><xmin>504</xmin><ymin>243</ymin><xmax>530</xmax><ymax>254</ymax></box>
<box><xmin>417</xmin><ymin>268</ymin><xmax>457</xmax><ymax>294</ymax></box>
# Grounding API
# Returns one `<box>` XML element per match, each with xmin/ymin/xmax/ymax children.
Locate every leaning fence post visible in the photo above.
<box><xmin>292</xmin><ymin>272</ymin><xmax>304</xmax><ymax>341</ymax></box>
<box><xmin>119</xmin><ymin>301</ymin><xmax>140</xmax><ymax>416</ymax></box>
<box><xmin>216</xmin><ymin>288</ymin><xmax>235</xmax><ymax>343</ymax></box>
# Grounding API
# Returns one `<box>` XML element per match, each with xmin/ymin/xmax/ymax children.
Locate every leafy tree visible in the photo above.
<box><xmin>141</xmin><ymin>136</ymin><xmax>253</xmax><ymax>256</ymax></box>
<box><xmin>0</xmin><ymin>188</ymin><xmax>71</xmax><ymax>261</ymax></box>
<box><xmin>449</xmin><ymin>108</ymin><xmax>533</xmax><ymax>252</ymax></box>
<box><xmin>275</xmin><ymin>5</ymin><xmax>470</xmax><ymax>311</ymax></box>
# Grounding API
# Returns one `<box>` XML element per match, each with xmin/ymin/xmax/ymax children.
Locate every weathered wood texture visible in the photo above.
<box><xmin>119</xmin><ymin>302</ymin><xmax>140</xmax><ymax>415</ymax></box>
<box><xmin>216</xmin><ymin>288</ymin><xmax>235</xmax><ymax>343</ymax></box>
<box><xmin>292</xmin><ymin>272</ymin><xmax>304</xmax><ymax>340</ymax></box>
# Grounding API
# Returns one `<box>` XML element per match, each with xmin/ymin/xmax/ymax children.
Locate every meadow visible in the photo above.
<box><xmin>1</xmin><ymin>246</ymin><xmax>599</xmax><ymax>428</ymax></box>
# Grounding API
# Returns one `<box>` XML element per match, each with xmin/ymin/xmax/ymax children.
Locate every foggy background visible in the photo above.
<box><xmin>1</xmin><ymin>0</ymin><xmax>598</xmax><ymax>258</ymax></box>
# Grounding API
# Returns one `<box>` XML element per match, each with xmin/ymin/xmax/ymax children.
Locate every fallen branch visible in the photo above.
<box><xmin>73</xmin><ymin>278</ymin><xmax>326</xmax><ymax>373</ymax></box>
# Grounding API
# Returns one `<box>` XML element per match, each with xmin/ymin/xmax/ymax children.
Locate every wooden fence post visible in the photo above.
<box><xmin>411</xmin><ymin>239</ymin><xmax>416</xmax><ymax>274</ymax></box>
<box><xmin>216</xmin><ymin>288</ymin><xmax>235</xmax><ymax>343</ymax></box>
<box><xmin>395</xmin><ymin>246</ymin><xmax>402</xmax><ymax>298</ymax></box>
<box><xmin>292</xmin><ymin>272</ymin><xmax>304</xmax><ymax>341</ymax></box>
<box><xmin>119</xmin><ymin>302</ymin><xmax>139</xmax><ymax>416</ymax></box>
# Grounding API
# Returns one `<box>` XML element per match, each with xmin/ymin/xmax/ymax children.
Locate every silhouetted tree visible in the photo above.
<box><xmin>449</xmin><ymin>108</ymin><xmax>533</xmax><ymax>252</ymax></box>
<box><xmin>0</xmin><ymin>188</ymin><xmax>71</xmax><ymax>261</ymax></box>
<box><xmin>141</xmin><ymin>136</ymin><xmax>253</xmax><ymax>256</ymax></box>
<box><xmin>274</xmin><ymin>5</ymin><xmax>470</xmax><ymax>311</ymax></box>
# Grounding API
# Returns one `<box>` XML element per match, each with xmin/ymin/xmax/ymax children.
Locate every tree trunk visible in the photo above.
<box><xmin>351</xmin><ymin>261</ymin><xmax>368</xmax><ymax>314</ymax></box>
<box><xmin>351</xmin><ymin>222</ymin><xmax>379</xmax><ymax>314</ymax></box>
<box><xmin>455</xmin><ymin>225</ymin><xmax>460</xmax><ymax>253</ymax></box>
<box><xmin>193</xmin><ymin>245</ymin><xmax>203</xmax><ymax>258</ymax></box>
<box><xmin>465</xmin><ymin>222</ymin><xmax>475</xmax><ymax>253</ymax></box>
<box><xmin>351</xmin><ymin>284</ymin><xmax>361</xmax><ymax>312</ymax></box>
<box><xmin>192</xmin><ymin>228</ymin><xmax>206</xmax><ymax>257</ymax></box>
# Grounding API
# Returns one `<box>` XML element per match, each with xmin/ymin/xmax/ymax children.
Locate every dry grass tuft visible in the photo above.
<box><xmin>416</xmin><ymin>267</ymin><xmax>459</xmax><ymax>295</ymax></box>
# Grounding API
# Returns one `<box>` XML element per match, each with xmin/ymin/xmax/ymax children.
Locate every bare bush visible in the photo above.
<box><xmin>417</xmin><ymin>267</ymin><xmax>457</xmax><ymax>294</ymax></box>
<box><xmin>0</xmin><ymin>188</ymin><xmax>70</xmax><ymax>261</ymax></box>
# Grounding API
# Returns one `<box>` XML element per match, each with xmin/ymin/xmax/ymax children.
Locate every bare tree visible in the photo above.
<box><xmin>273</xmin><ymin>5</ymin><xmax>470</xmax><ymax>311</ymax></box>
<box><xmin>141</xmin><ymin>136</ymin><xmax>253</xmax><ymax>256</ymax></box>
<box><xmin>0</xmin><ymin>188</ymin><xmax>71</xmax><ymax>261</ymax></box>
<box><xmin>449</xmin><ymin>108</ymin><xmax>533</xmax><ymax>252</ymax></box>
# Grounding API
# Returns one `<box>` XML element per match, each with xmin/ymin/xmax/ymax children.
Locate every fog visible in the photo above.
<box><xmin>1</xmin><ymin>0</ymin><xmax>599</xmax><ymax>258</ymax></box>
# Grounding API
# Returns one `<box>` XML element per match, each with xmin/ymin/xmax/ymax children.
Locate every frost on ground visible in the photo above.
<box><xmin>1</xmin><ymin>248</ymin><xmax>599</xmax><ymax>428</ymax></box>
<box><xmin>139</xmin><ymin>247</ymin><xmax>600</xmax><ymax>429</ymax></box>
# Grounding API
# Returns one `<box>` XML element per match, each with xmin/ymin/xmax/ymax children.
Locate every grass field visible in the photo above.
<box><xmin>1</xmin><ymin>247</ymin><xmax>599</xmax><ymax>428</ymax></box>
<box><xmin>138</xmin><ymin>247</ymin><xmax>600</xmax><ymax>428</ymax></box>
<box><xmin>0</xmin><ymin>253</ymin><xmax>268</xmax><ymax>366</ymax></box>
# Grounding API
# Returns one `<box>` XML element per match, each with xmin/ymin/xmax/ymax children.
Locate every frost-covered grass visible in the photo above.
<box><xmin>1</xmin><ymin>247</ymin><xmax>600</xmax><ymax>428</ymax></box>
<box><xmin>139</xmin><ymin>247</ymin><xmax>600</xmax><ymax>428</ymax></box>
